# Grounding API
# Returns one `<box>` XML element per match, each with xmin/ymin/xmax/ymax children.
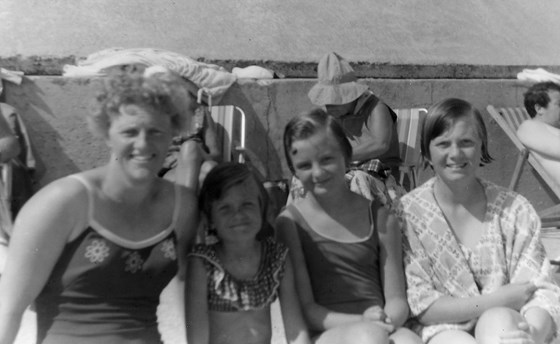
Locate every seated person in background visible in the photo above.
<box><xmin>517</xmin><ymin>82</ymin><xmax>560</xmax><ymax>187</ymax></box>
<box><xmin>289</xmin><ymin>52</ymin><xmax>404</xmax><ymax>207</ymax></box>
<box><xmin>0</xmin><ymin>109</ymin><xmax>20</xmax><ymax>273</ymax></box>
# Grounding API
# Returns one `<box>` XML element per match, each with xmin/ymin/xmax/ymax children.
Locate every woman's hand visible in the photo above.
<box><xmin>493</xmin><ymin>282</ymin><xmax>537</xmax><ymax>311</ymax></box>
<box><xmin>498</xmin><ymin>321</ymin><xmax>535</xmax><ymax>344</ymax></box>
<box><xmin>362</xmin><ymin>305</ymin><xmax>395</xmax><ymax>333</ymax></box>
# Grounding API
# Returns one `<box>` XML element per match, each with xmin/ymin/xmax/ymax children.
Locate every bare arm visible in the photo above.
<box><xmin>376</xmin><ymin>207</ymin><xmax>409</xmax><ymax>328</ymax></box>
<box><xmin>350</xmin><ymin>102</ymin><xmax>394</xmax><ymax>162</ymax></box>
<box><xmin>275</xmin><ymin>213</ymin><xmax>363</xmax><ymax>331</ymax></box>
<box><xmin>517</xmin><ymin>120</ymin><xmax>560</xmax><ymax>160</ymax></box>
<box><xmin>0</xmin><ymin>114</ymin><xmax>20</xmax><ymax>163</ymax></box>
<box><xmin>418</xmin><ymin>282</ymin><xmax>537</xmax><ymax>325</ymax></box>
<box><xmin>279</xmin><ymin>255</ymin><xmax>311</xmax><ymax>344</ymax></box>
<box><xmin>185</xmin><ymin>257</ymin><xmax>209</xmax><ymax>344</ymax></box>
<box><xmin>0</xmin><ymin>177</ymin><xmax>87</xmax><ymax>344</ymax></box>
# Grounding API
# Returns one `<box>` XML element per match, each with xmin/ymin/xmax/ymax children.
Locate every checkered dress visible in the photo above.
<box><xmin>189</xmin><ymin>237</ymin><xmax>288</xmax><ymax>311</ymax></box>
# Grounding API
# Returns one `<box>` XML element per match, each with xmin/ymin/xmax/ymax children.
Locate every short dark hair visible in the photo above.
<box><xmin>199</xmin><ymin>162</ymin><xmax>272</xmax><ymax>239</ymax></box>
<box><xmin>421</xmin><ymin>98</ymin><xmax>493</xmax><ymax>167</ymax></box>
<box><xmin>523</xmin><ymin>82</ymin><xmax>560</xmax><ymax>118</ymax></box>
<box><xmin>283</xmin><ymin>108</ymin><xmax>352</xmax><ymax>174</ymax></box>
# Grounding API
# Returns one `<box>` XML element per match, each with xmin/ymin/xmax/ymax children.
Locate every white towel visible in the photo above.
<box><xmin>63</xmin><ymin>48</ymin><xmax>237</xmax><ymax>101</ymax></box>
<box><xmin>517</xmin><ymin>68</ymin><xmax>560</xmax><ymax>84</ymax></box>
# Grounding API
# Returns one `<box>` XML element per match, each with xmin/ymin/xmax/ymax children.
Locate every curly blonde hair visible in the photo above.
<box><xmin>88</xmin><ymin>67</ymin><xmax>197</xmax><ymax>138</ymax></box>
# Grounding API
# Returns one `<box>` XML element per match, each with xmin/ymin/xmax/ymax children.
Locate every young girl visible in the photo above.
<box><xmin>276</xmin><ymin>108</ymin><xmax>421</xmax><ymax>344</ymax></box>
<box><xmin>185</xmin><ymin>162</ymin><xmax>310</xmax><ymax>344</ymax></box>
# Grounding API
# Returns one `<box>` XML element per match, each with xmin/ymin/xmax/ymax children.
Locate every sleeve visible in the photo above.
<box><xmin>395</xmin><ymin>200</ymin><xmax>445</xmax><ymax>317</ymax></box>
<box><xmin>506</xmin><ymin>194</ymin><xmax>560</xmax><ymax>337</ymax></box>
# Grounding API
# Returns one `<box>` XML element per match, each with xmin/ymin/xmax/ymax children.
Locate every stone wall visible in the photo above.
<box><xmin>3</xmin><ymin>77</ymin><xmax>556</xmax><ymax>212</ymax></box>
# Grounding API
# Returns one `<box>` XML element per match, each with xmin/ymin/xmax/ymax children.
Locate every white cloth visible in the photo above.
<box><xmin>0</xmin><ymin>68</ymin><xmax>24</xmax><ymax>96</ymax></box>
<box><xmin>63</xmin><ymin>48</ymin><xmax>237</xmax><ymax>100</ymax></box>
<box><xmin>517</xmin><ymin>68</ymin><xmax>560</xmax><ymax>84</ymax></box>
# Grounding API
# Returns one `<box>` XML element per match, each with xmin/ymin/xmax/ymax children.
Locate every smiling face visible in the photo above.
<box><xmin>290</xmin><ymin>128</ymin><xmax>347</xmax><ymax>197</ymax></box>
<box><xmin>428</xmin><ymin>116</ymin><xmax>482</xmax><ymax>185</ymax></box>
<box><xmin>106</xmin><ymin>104</ymin><xmax>173</xmax><ymax>182</ymax></box>
<box><xmin>211</xmin><ymin>178</ymin><xmax>263</xmax><ymax>244</ymax></box>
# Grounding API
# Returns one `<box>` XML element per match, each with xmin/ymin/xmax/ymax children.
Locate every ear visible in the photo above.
<box><xmin>535</xmin><ymin>103</ymin><xmax>546</xmax><ymax>116</ymax></box>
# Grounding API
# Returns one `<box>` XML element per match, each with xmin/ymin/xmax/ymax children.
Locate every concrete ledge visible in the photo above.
<box><xmin>2</xmin><ymin>57</ymin><xmax>560</xmax><ymax>79</ymax></box>
<box><xmin>3</xmin><ymin>77</ymin><xmax>557</xmax><ymax>212</ymax></box>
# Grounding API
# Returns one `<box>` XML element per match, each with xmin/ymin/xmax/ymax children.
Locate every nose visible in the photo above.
<box><xmin>311</xmin><ymin>163</ymin><xmax>326</xmax><ymax>180</ymax></box>
<box><xmin>134</xmin><ymin>131</ymin><xmax>149</xmax><ymax>149</ymax></box>
<box><xmin>448</xmin><ymin>143</ymin><xmax>463</xmax><ymax>159</ymax></box>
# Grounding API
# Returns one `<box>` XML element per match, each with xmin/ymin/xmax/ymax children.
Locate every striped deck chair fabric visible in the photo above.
<box><xmin>210</xmin><ymin>105</ymin><xmax>246</xmax><ymax>163</ymax></box>
<box><xmin>395</xmin><ymin>108</ymin><xmax>427</xmax><ymax>190</ymax></box>
<box><xmin>487</xmin><ymin>105</ymin><xmax>560</xmax><ymax>229</ymax></box>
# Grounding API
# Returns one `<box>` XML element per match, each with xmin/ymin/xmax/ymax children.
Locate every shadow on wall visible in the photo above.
<box><xmin>4</xmin><ymin>77</ymin><xmax>89</xmax><ymax>189</ymax></box>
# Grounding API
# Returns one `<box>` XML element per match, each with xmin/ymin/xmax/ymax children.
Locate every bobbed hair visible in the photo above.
<box><xmin>421</xmin><ymin>98</ymin><xmax>493</xmax><ymax>167</ymax></box>
<box><xmin>283</xmin><ymin>108</ymin><xmax>352</xmax><ymax>174</ymax></box>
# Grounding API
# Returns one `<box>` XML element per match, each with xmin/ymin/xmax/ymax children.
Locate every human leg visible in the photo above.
<box><xmin>389</xmin><ymin>327</ymin><xmax>422</xmax><ymax>344</ymax></box>
<box><xmin>475</xmin><ymin>307</ymin><xmax>531</xmax><ymax>344</ymax></box>
<box><xmin>314</xmin><ymin>321</ymin><xmax>389</xmax><ymax>344</ymax></box>
<box><xmin>428</xmin><ymin>329</ymin><xmax>476</xmax><ymax>344</ymax></box>
<box><xmin>524</xmin><ymin>307</ymin><xmax>554</xmax><ymax>344</ymax></box>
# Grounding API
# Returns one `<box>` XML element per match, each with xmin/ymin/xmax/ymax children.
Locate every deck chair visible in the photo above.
<box><xmin>197</xmin><ymin>89</ymin><xmax>246</xmax><ymax>163</ymax></box>
<box><xmin>209</xmin><ymin>105</ymin><xmax>246</xmax><ymax>163</ymax></box>
<box><xmin>395</xmin><ymin>108</ymin><xmax>428</xmax><ymax>190</ymax></box>
<box><xmin>486</xmin><ymin>105</ymin><xmax>560</xmax><ymax>228</ymax></box>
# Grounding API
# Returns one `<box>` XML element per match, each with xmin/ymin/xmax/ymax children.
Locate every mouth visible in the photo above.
<box><xmin>446</xmin><ymin>162</ymin><xmax>470</xmax><ymax>170</ymax></box>
<box><xmin>131</xmin><ymin>154</ymin><xmax>156</xmax><ymax>162</ymax></box>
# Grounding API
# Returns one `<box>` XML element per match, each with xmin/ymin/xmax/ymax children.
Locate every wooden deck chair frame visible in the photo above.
<box><xmin>487</xmin><ymin>105</ymin><xmax>560</xmax><ymax>228</ymax></box>
<box><xmin>197</xmin><ymin>89</ymin><xmax>246</xmax><ymax>163</ymax></box>
<box><xmin>395</xmin><ymin>108</ymin><xmax>428</xmax><ymax>190</ymax></box>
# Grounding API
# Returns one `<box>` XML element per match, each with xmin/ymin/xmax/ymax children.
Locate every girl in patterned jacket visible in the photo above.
<box><xmin>185</xmin><ymin>162</ymin><xmax>310</xmax><ymax>344</ymax></box>
<box><xmin>397</xmin><ymin>98</ymin><xmax>560</xmax><ymax>344</ymax></box>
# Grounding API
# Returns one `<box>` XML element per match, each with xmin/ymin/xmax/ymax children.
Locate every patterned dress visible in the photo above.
<box><xmin>396</xmin><ymin>177</ymin><xmax>560</xmax><ymax>342</ymax></box>
<box><xmin>188</xmin><ymin>237</ymin><xmax>288</xmax><ymax>311</ymax></box>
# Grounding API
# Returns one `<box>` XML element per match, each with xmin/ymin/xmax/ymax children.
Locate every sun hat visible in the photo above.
<box><xmin>308</xmin><ymin>52</ymin><xmax>369</xmax><ymax>106</ymax></box>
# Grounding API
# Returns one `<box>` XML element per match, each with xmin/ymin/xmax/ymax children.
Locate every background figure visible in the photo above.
<box><xmin>517</xmin><ymin>82</ymin><xmax>560</xmax><ymax>187</ymax></box>
<box><xmin>397</xmin><ymin>98</ymin><xmax>560</xmax><ymax>344</ymax></box>
<box><xmin>0</xmin><ymin>67</ymin><xmax>200</xmax><ymax>344</ymax></box>
<box><xmin>186</xmin><ymin>162</ymin><xmax>310</xmax><ymax>344</ymax></box>
<box><xmin>277</xmin><ymin>109</ymin><xmax>421</xmax><ymax>344</ymax></box>
<box><xmin>288</xmin><ymin>51</ymin><xmax>405</xmax><ymax>208</ymax></box>
<box><xmin>0</xmin><ymin>107</ymin><xmax>20</xmax><ymax>274</ymax></box>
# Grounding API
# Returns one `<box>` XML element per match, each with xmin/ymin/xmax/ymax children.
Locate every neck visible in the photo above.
<box><xmin>220</xmin><ymin>239</ymin><xmax>260</xmax><ymax>259</ymax></box>
<box><xmin>433</xmin><ymin>176</ymin><xmax>482</xmax><ymax>205</ymax></box>
<box><xmin>309</xmin><ymin>187</ymin><xmax>354</xmax><ymax>214</ymax></box>
<box><xmin>101</xmin><ymin>165</ymin><xmax>158</xmax><ymax>205</ymax></box>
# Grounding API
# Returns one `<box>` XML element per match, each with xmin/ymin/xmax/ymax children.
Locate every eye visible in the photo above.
<box><xmin>294</xmin><ymin>162</ymin><xmax>311</xmax><ymax>170</ymax></box>
<box><xmin>121</xmin><ymin>129</ymin><xmax>138</xmax><ymax>137</ymax></box>
<box><xmin>434</xmin><ymin>140</ymin><xmax>450</xmax><ymax>148</ymax></box>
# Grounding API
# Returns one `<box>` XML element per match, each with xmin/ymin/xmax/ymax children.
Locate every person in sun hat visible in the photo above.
<box><xmin>288</xmin><ymin>52</ymin><xmax>405</xmax><ymax>208</ymax></box>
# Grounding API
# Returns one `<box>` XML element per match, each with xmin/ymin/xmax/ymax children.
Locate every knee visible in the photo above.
<box><xmin>346</xmin><ymin>322</ymin><xmax>389</xmax><ymax>344</ymax></box>
<box><xmin>475</xmin><ymin>307</ymin><xmax>523</xmax><ymax>344</ymax></box>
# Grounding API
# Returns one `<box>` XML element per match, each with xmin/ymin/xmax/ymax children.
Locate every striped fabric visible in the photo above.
<box><xmin>395</xmin><ymin>108</ymin><xmax>427</xmax><ymax>189</ymax></box>
<box><xmin>210</xmin><ymin>105</ymin><xmax>246</xmax><ymax>163</ymax></box>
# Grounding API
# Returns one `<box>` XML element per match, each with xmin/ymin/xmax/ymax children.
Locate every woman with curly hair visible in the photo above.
<box><xmin>0</xmin><ymin>67</ymin><xmax>201</xmax><ymax>344</ymax></box>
